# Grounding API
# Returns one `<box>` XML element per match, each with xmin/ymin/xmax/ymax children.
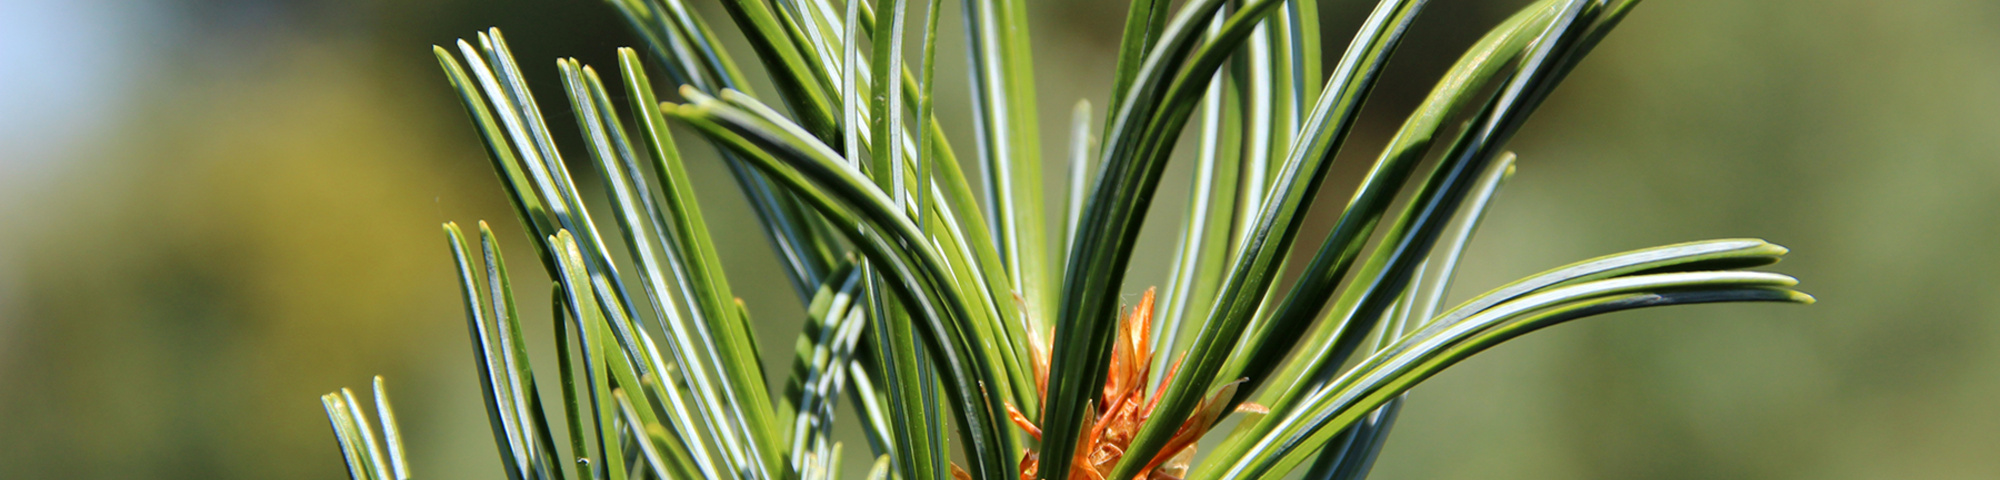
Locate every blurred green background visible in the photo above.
<box><xmin>2</xmin><ymin>0</ymin><xmax>1996</xmax><ymax>478</ymax></box>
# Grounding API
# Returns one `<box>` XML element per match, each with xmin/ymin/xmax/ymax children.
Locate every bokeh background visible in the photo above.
<box><xmin>2</xmin><ymin>0</ymin><xmax>1996</xmax><ymax>478</ymax></box>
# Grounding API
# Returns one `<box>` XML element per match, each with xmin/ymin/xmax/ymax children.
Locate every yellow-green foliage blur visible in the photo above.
<box><xmin>0</xmin><ymin>0</ymin><xmax>1996</xmax><ymax>479</ymax></box>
